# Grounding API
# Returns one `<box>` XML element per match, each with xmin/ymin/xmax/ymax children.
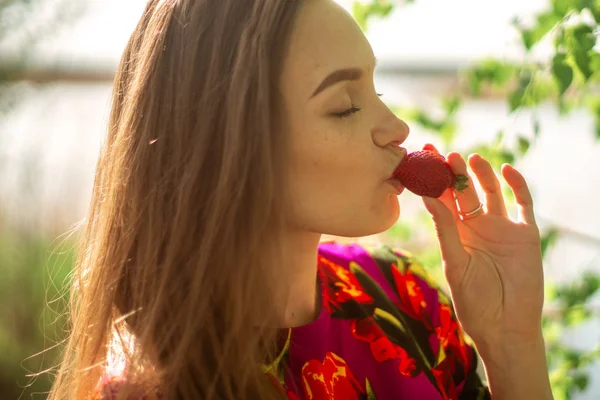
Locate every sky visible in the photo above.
<box><xmin>30</xmin><ymin>0</ymin><xmax>548</xmax><ymax>69</ymax></box>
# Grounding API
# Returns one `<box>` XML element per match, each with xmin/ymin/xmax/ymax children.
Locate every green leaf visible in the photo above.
<box><xmin>498</xmin><ymin>150</ymin><xmax>515</xmax><ymax>165</ymax></box>
<box><xmin>352</xmin><ymin>2</ymin><xmax>370</xmax><ymax>31</ymax></box>
<box><xmin>533</xmin><ymin>116</ymin><xmax>541</xmax><ymax>138</ymax></box>
<box><xmin>591</xmin><ymin>0</ymin><xmax>600</xmax><ymax>23</ymax></box>
<box><xmin>589</xmin><ymin>51</ymin><xmax>600</xmax><ymax>72</ymax></box>
<box><xmin>573</xmin><ymin>373</ymin><xmax>589</xmax><ymax>391</ymax></box>
<box><xmin>372</xmin><ymin>2</ymin><xmax>394</xmax><ymax>18</ymax></box>
<box><xmin>595</xmin><ymin>117</ymin><xmax>600</xmax><ymax>139</ymax></box>
<box><xmin>508</xmin><ymin>88</ymin><xmax>525</xmax><ymax>111</ymax></box>
<box><xmin>540</xmin><ymin>228</ymin><xmax>559</xmax><ymax>258</ymax></box>
<box><xmin>352</xmin><ymin>1</ymin><xmax>395</xmax><ymax>31</ymax></box>
<box><xmin>442</xmin><ymin>95</ymin><xmax>461</xmax><ymax>115</ymax></box>
<box><xmin>517</xmin><ymin>11</ymin><xmax>561</xmax><ymax>50</ymax></box>
<box><xmin>555</xmin><ymin>26</ymin><xmax>567</xmax><ymax>48</ymax></box>
<box><xmin>552</xmin><ymin>0</ymin><xmax>571</xmax><ymax>16</ymax></box>
<box><xmin>517</xmin><ymin>136</ymin><xmax>531</xmax><ymax>155</ymax></box>
<box><xmin>534</xmin><ymin>11</ymin><xmax>562</xmax><ymax>40</ymax></box>
<box><xmin>544</xmin><ymin>282</ymin><xmax>559</xmax><ymax>301</ymax></box>
<box><xmin>564</xmin><ymin>349</ymin><xmax>583</xmax><ymax>367</ymax></box>
<box><xmin>552</xmin><ymin>53</ymin><xmax>574</xmax><ymax>95</ymax></box>
<box><xmin>465</xmin><ymin>59</ymin><xmax>516</xmax><ymax>96</ymax></box>
<box><xmin>520</xmin><ymin>28</ymin><xmax>535</xmax><ymax>50</ymax></box>
<box><xmin>564</xmin><ymin>306</ymin><xmax>591</xmax><ymax>326</ymax></box>
<box><xmin>572</xmin><ymin>24</ymin><xmax>596</xmax><ymax>51</ymax></box>
<box><xmin>558</xmin><ymin>96</ymin><xmax>575</xmax><ymax>115</ymax></box>
<box><xmin>574</xmin><ymin>49</ymin><xmax>593</xmax><ymax>80</ymax></box>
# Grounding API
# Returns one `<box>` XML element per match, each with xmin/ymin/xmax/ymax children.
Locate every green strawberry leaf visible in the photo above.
<box><xmin>453</xmin><ymin>175</ymin><xmax>470</xmax><ymax>192</ymax></box>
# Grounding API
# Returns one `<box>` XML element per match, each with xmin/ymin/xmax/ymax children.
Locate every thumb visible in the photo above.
<box><xmin>422</xmin><ymin>196</ymin><xmax>469</xmax><ymax>271</ymax></box>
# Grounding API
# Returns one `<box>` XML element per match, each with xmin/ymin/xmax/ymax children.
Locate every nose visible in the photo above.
<box><xmin>372</xmin><ymin>111</ymin><xmax>410</xmax><ymax>148</ymax></box>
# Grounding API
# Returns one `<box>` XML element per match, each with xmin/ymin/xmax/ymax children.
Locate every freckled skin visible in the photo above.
<box><xmin>281</xmin><ymin>0</ymin><xmax>410</xmax><ymax>237</ymax></box>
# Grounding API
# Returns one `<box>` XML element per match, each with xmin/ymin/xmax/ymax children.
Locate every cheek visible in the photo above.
<box><xmin>285</xmin><ymin>123</ymin><xmax>399</xmax><ymax>235</ymax></box>
<box><xmin>286</xmin><ymin>164</ymin><xmax>401</xmax><ymax>236</ymax></box>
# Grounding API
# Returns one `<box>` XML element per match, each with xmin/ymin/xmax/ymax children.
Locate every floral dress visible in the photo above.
<box><xmin>94</xmin><ymin>241</ymin><xmax>491</xmax><ymax>400</ymax></box>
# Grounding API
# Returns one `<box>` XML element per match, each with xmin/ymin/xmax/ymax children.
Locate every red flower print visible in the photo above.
<box><xmin>436</xmin><ymin>304</ymin><xmax>473</xmax><ymax>375</ymax></box>
<box><xmin>391</xmin><ymin>264</ymin><xmax>432</xmax><ymax>329</ymax></box>
<box><xmin>352</xmin><ymin>318</ymin><xmax>420</xmax><ymax>377</ymax></box>
<box><xmin>301</xmin><ymin>352</ymin><xmax>365</xmax><ymax>400</ymax></box>
<box><xmin>432</xmin><ymin>354</ymin><xmax>459</xmax><ymax>400</ymax></box>
<box><xmin>318</xmin><ymin>256</ymin><xmax>373</xmax><ymax>314</ymax></box>
<box><xmin>287</xmin><ymin>391</ymin><xmax>300</xmax><ymax>400</ymax></box>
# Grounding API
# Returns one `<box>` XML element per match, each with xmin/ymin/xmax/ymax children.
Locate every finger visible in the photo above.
<box><xmin>437</xmin><ymin>187</ymin><xmax>461</xmax><ymax>222</ymax></box>
<box><xmin>446</xmin><ymin>152</ymin><xmax>482</xmax><ymax>218</ymax></box>
<box><xmin>468</xmin><ymin>154</ymin><xmax>508</xmax><ymax>217</ymax></box>
<box><xmin>422</xmin><ymin>196</ymin><xmax>470</xmax><ymax>279</ymax></box>
<box><xmin>501</xmin><ymin>164</ymin><xmax>536</xmax><ymax>224</ymax></box>
<box><xmin>423</xmin><ymin>143</ymin><xmax>440</xmax><ymax>153</ymax></box>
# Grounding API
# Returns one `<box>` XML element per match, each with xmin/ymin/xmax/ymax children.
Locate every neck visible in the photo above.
<box><xmin>280</xmin><ymin>229</ymin><xmax>322</xmax><ymax>327</ymax></box>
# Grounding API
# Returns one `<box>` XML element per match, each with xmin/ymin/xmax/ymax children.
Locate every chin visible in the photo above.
<box><xmin>374</xmin><ymin>199</ymin><xmax>401</xmax><ymax>234</ymax></box>
<box><xmin>328</xmin><ymin>199</ymin><xmax>401</xmax><ymax>238</ymax></box>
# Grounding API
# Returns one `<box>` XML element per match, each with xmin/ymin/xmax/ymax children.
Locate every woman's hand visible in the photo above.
<box><xmin>420</xmin><ymin>143</ymin><xmax>544</xmax><ymax>349</ymax></box>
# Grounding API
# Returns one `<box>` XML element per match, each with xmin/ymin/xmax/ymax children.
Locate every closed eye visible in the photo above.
<box><xmin>333</xmin><ymin>105</ymin><xmax>361</xmax><ymax>118</ymax></box>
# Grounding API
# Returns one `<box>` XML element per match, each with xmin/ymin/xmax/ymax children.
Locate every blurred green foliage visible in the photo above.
<box><xmin>0</xmin><ymin>0</ymin><xmax>81</xmax><ymax>398</ymax></box>
<box><xmin>356</xmin><ymin>0</ymin><xmax>600</xmax><ymax>398</ymax></box>
<box><xmin>0</xmin><ymin>229</ymin><xmax>74</xmax><ymax>399</ymax></box>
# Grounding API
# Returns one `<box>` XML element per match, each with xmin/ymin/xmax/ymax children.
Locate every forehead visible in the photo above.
<box><xmin>281</xmin><ymin>0</ymin><xmax>374</xmax><ymax>94</ymax></box>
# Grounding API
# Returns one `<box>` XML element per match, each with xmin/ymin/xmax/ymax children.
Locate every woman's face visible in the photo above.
<box><xmin>280</xmin><ymin>0</ymin><xmax>410</xmax><ymax>237</ymax></box>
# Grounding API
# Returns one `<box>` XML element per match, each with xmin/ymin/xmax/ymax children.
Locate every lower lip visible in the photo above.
<box><xmin>386</xmin><ymin>178</ymin><xmax>405</xmax><ymax>195</ymax></box>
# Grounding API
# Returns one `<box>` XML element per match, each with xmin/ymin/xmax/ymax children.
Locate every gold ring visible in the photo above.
<box><xmin>459</xmin><ymin>202</ymin><xmax>484</xmax><ymax>221</ymax></box>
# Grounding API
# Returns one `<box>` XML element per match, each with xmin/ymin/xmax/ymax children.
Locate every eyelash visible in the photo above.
<box><xmin>333</xmin><ymin>93</ymin><xmax>384</xmax><ymax>119</ymax></box>
<box><xmin>334</xmin><ymin>105</ymin><xmax>361</xmax><ymax>118</ymax></box>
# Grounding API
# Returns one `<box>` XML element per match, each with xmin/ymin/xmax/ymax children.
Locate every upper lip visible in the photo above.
<box><xmin>388</xmin><ymin>147</ymin><xmax>408</xmax><ymax>179</ymax></box>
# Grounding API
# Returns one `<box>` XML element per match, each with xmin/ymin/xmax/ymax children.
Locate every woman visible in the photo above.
<box><xmin>49</xmin><ymin>0</ymin><xmax>554</xmax><ymax>399</ymax></box>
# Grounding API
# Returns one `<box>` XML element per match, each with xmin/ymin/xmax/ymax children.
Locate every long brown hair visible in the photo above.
<box><xmin>49</xmin><ymin>0</ymin><xmax>303</xmax><ymax>398</ymax></box>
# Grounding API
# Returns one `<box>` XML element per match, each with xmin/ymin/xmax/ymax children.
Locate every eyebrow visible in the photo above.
<box><xmin>310</xmin><ymin>57</ymin><xmax>378</xmax><ymax>99</ymax></box>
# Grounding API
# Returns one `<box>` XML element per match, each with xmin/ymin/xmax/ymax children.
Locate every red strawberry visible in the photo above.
<box><xmin>393</xmin><ymin>150</ymin><xmax>469</xmax><ymax>198</ymax></box>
